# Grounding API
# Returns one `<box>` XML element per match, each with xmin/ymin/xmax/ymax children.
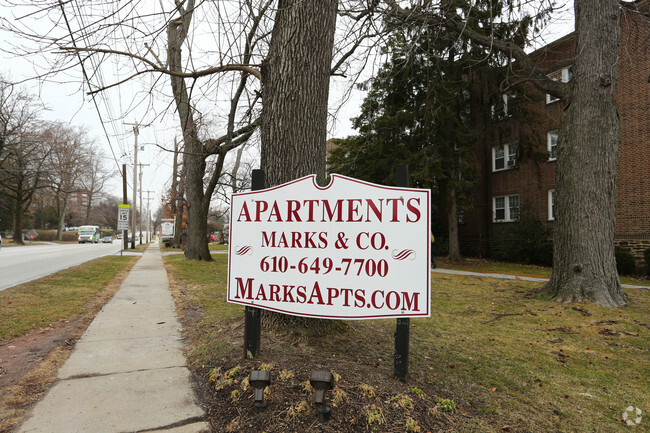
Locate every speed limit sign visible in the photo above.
<box><xmin>117</xmin><ymin>204</ymin><xmax>130</xmax><ymax>230</ymax></box>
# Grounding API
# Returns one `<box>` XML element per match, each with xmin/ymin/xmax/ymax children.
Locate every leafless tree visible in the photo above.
<box><xmin>92</xmin><ymin>194</ymin><xmax>122</xmax><ymax>230</ymax></box>
<box><xmin>1</xmin><ymin>0</ymin><xmax>270</xmax><ymax>258</ymax></box>
<box><xmin>0</xmin><ymin>79</ymin><xmax>50</xmax><ymax>243</ymax></box>
<box><xmin>1</xmin><ymin>0</ymin><xmax>385</xmax><ymax>258</ymax></box>
<box><xmin>42</xmin><ymin>122</ymin><xmax>94</xmax><ymax>240</ymax></box>
<box><xmin>80</xmin><ymin>148</ymin><xmax>114</xmax><ymax>224</ymax></box>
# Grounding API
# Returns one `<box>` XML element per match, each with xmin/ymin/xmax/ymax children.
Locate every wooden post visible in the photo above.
<box><xmin>394</xmin><ymin>164</ymin><xmax>410</xmax><ymax>382</ymax></box>
<box><xmin>244</xmin><ymin>169</ymin><xmax>264</xmax><ymax>359</ymax></box>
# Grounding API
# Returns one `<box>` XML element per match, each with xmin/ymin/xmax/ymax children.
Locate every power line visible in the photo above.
<box><xmin>58</xmin><ymin>0</ymin><xmax>123</xmax><ymax>176</ymax></box>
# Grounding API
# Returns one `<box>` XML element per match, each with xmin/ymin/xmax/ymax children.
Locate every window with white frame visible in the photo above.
<box><xmin>492</xmin><ymin>141</ymin><xmax>518</xmax><ymax>171</ymax></box>
<box><xmin>493</xmin><ymin>194</ymin><xmax>520</xmax><ymax>222</ymax></box>
<box><xmin>547</xmin><ymin>130</ymin><xmax>558</xmax><ymax>161</ymax></box>
<box><xmin>491</xmin><ymin>91</ymin><xmax>517</xmax><ymax>120</ymax></box>
<box><xmin>548</xmin><ymin>190</ymin><xmax>555</xmax><ymax>221</ymax></box>
<box><xmin>546</xmin><ymin>67</ymin><xmax>572</xmax><ymax>104</ymax></box>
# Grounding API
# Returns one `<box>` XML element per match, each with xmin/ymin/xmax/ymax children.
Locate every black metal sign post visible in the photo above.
<box><xmin>243</xmin><ymin>169</ymin><xmax>264</xmax><ymax>359</ymax></box>
<box><xmin>394</xmin><ymin>164</ymin><xmax>410</xmax><ymax>382</ymax></box>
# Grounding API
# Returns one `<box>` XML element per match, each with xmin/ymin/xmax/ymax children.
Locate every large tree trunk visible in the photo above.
<box><xmin>173</xmin><ymin>170</ymin><xmax>185</xmax><ymax>248</ymax></box>
<box><xmin>447</xmin><ymin>186</ymin><xmax>461</xmax><ymax>261</ymax></box>
<box><xmin>167</xmin><ymin>2</ymin><xmax>211</xmax><ymax>261</ymax></box>
<box><xmin>182</xmin><ymin>135</ymin><xmax>211</xmax><ymax>261</ymax></box>
<box><xmin>259</xmin><ymin>0</ymin><xmax>338</xmax><ymax>333</ymax></box>
<box><xmin>543</xmin><ymin>0</ymin><xmax>627</xmax><ymax>307</ymax></box>
<box><xmin>260</xmin><ymin>0</ymin><xmax>337</xmax><ymax>188</ymax></box>
<box><xmin>56</xmin><ymin>194</ymin><xmax>68</xmax><ymax>241</ymax></box>
<box><xmin>12</xmin><ymin>193</ymin><xmax>24</xmax><ymax>245</ymax></box>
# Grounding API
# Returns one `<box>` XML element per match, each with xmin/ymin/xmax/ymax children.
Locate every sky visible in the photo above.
<box><xmin>0</xmin><ymin>1</ymin><xmax>574</xmax><ymax>215</ymax></box>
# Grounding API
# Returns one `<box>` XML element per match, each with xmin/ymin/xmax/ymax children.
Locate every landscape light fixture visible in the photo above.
<box><xmin>310</xmin><ymin>370</ymin><xmax>335</xmax><ymax>422</ymax></box>
<box><xmin>249</xmin><ymin>370</ymin><xmax>271</xmax><ymax>410</ymax></box>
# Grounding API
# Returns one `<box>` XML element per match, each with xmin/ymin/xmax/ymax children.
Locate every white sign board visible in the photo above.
<box><xmin>161</xmin><ymin>219</ymin><xmax>174</xmax><ymax>238</ymax></box>
<box><xmin>227</xmin><ymin>174</ymin><xmax>430</xmax><ymax>320</ymax></box>
<box><xmin>117</xmin><ymin>207</ymin><xmax>130</xmax><ymax>230</ymax></box>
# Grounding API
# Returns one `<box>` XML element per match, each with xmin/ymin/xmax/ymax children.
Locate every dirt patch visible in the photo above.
<box><xmin>0</xmin><ymin>260</ymin><xmax>138</xmax><ymax>433</ymax></box>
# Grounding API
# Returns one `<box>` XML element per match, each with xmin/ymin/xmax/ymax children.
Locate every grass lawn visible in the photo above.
<box><xmin>165</xmin><ymin>254</ymin><xmax>649</xmax><ymax>432</ymax></box>
<box><xmin>0</xmin><ymin>256</ymin><xmax>138</xmax><ymax>339</ymax></box>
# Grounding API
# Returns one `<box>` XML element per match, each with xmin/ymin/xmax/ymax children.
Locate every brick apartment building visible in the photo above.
<box><xmin>459</xmin><ymin>1</ymin><xmax>650</xmax><ymax>262</ymax></box>
<box><xmin>27</xmin><ymin>190</ymin><xmax>90</xmax><ymax>227</ymax></box>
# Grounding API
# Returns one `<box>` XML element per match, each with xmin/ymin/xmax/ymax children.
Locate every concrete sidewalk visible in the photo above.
<box><xmin>432</xmin><ymin>267</ymin><xmax>650</xmax><ymax>290</ymax></box>
<box><xmin>18</xmin><ymin>242</ymin><xmax>209</xmax><ymax>433</ymax></box>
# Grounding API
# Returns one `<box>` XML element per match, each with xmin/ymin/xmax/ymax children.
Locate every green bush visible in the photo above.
<box><xmin>645</xmin><ymin>248</ymin><xmax>650</xmax><ymax>275</ymax></box>
<box><xmin>615</xmin><ymin>246</ymin><xmax>636</xmax><ymax>276</ymax></box>
<box><xmin>536</xmin><ymin>241</ymin><xmax>554</xmax><ymax>267</ymax></box>
<box><xmin>431</xmin><ymin>233</ymin><xmax>449</xmax><ymax>257</ymax></box>
<box><xmin>491</xmin><ymin>208</ymin><xmax>552</xmax><ymax>267</ymax></box>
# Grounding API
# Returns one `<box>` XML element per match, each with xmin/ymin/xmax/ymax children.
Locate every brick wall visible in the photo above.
<box><xmin>615</xmin><ymin>4</ymin><xmax>650</xmax><ymax>242</ymax></box>
<box><xmin>460</xmin><ymin>6</ymin><xmax>650</xmax><ymax>263</ymax></box>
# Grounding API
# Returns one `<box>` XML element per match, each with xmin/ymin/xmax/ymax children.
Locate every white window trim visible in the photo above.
<box><xmin>546</xmin><ymin>67</ymin><xmax>571</xmax><ymax>104</ymax></box>
<box><xmin>493</xmin><ymin>194</ymin><xmax>520</xmax><ymax>222</ymax></box>
<box><xmin>492</xmin><ymin>141</ymin><xmax>518</xmax><ymax>172</ymax></box>
<box><xmin>548</xmin><ymin>189</ymin><xmax>555</xmax><ymax>221</ymax></box>
<box><xmin>491</xmin><ymin>92</ymin><xmax>517</xmax><ymax>120</ymax></box>
<box><xmin>547</xmin><ymin>130</ymin><xmax>558</xmax><ymax>161</ymax></box>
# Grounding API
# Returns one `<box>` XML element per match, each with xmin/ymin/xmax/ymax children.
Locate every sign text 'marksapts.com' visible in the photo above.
<box><xmin>227</xmin><ymin>174</ymin><xmax>431</xmax><ymax>320</ymax></box>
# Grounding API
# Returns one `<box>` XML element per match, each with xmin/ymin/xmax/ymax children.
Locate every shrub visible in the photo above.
<box><xmin>615</xmin><ymin>247</ymin><xmax>636</xmax><ymax>276</ymax></box>
<box><xmin>491</xmin><ymin>207</ymin><xmax>552</xmax><ymax>267</ymax></box>
<box><xmin>431</xmin><ymin>233</ymin><xmax>448</xmax><ymax>257</ymax></box>
<box><xmin>33</xmin><ymin>230</ymin><xmax>56</xmax><ymax>241</ymax></box>
<box><xmin>62</xmin><ymin>232</ymin><xmax>78</xmax><ymax>242</ymax></box>
<box><xmin>644</xmin><ymin>248</ymin><xmax>650</xmax><ymax>275</ymax></box>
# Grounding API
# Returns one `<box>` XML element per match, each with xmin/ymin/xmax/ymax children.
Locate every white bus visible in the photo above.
<box><xmin>78</xmin><ymin>225</ymin><xmax>101</xmax><ymax>243</ymax></box>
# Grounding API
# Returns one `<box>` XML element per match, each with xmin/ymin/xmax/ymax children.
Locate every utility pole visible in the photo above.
<box><xmin>144</xmin><ymin>190</ymin><xmax>154</xmax><ymax>243</ymax></box>
<box><xmin>138</xmin><ymin>163</ymin><xmax>150</xmax><ymax>244</ymax></box>
<box><xmin>129</xmin><ymin>124</ymin><xmax>139</xmax><ymax>249</ymax></box>
<box><xmin>124</xmin><ymin>121</ymin><xmax>149</xmax><ymax>249</ymax></box>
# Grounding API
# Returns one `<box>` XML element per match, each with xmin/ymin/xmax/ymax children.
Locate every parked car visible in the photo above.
<box><xmin>102</xmin><ymin>236</ymin><xmax>113</xmax><ymax>243</ymax></box>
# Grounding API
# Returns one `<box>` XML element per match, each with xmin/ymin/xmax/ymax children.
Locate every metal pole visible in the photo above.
<box><xmin>144</xmin><ymin>191</ymin><xmax>153</xmax><ymax>243</ymax></box>
<box><xmin>394</xmin><ymin>164</ymin><xmax>410</xmax><ymax>382</ymax></box>
<box><xmin>244</xmin><ymin>169</ymin><xmax>264</xmax><ymax>359</ymax></box>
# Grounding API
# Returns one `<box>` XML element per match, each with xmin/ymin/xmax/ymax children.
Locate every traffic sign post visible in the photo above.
<box><xmin>118</xmin><ymin>205</ymin><xmax>130</xmax><ymax>230</ymax></box>
<box><xmin>118</xmin><ymin>204</ymin><xmax>130</xmax><ymax>253</ymax></box>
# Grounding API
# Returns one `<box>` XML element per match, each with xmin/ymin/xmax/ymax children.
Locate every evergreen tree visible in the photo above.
<box><xmin>329</xmin><ymin>1</ymin><xmax>537</xmax><ymax>259</ymax></box>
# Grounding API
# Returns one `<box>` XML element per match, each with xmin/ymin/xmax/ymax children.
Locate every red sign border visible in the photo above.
<box><xmin>227</xmin><ymin>174</ymin><xmax>431</xmax><ymax>320</ymax></box>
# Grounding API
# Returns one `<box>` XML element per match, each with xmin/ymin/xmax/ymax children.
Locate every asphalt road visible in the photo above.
<box><xmin>0</xmin><ymin>241</ymin><xmax>124</xmax><ymax>292</ymax></box>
